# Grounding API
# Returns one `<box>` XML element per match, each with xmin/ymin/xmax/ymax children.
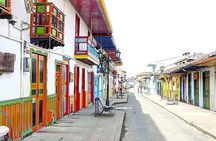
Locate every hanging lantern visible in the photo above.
<box><xmin>115</xmin><ymin>49</ymin><xmax>121</xmax><ymax>59</ymax></box>
<box><xmin>95</xmin><ymin>43</ymin><xmax>101</xmax><ymax>50</ymax></box>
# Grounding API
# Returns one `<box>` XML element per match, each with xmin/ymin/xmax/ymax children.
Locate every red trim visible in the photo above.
<box><xmin>74</xmin><ymin>66</ymin><xmax>80</xmax><ymax>112</ymax></box>
<box><xmin>74</xmin><ymin>36</ymin><xmax>88</xmax><ymax>55</ymax></box>
<box><xmin>82</xmin><ymin>68</ymin><xmax>86</xmax><ymax>108</ymax></box>
<box><xmin>92</xmin><ymin>33</ymin><xmax>112</xmax><ymax>36</ymax></box>
<box><xmin>75</xmin><ymin>14</ymin><xmax>80</xmax><ymax>37</ymax></box>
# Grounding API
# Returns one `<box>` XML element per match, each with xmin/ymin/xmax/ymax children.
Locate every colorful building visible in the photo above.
<box><xmin>156</xmin><ymin>53</ymin><xmax>216</xmax><ymax>111</ymax></box>
<box><xmin>0</xmin><ymin>0</ymin><xmax>122</xmax><ymax>140</ymax></box>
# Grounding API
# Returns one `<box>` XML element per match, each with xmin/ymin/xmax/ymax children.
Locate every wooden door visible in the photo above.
<box><xmin>31</xmin><ymin>53</ymin><xmax>46</xmax><ymax>131</ymax></box>
<box><xmin>56</xmin><ymin>64</ymin><xmax>62</xmax><ymax>120</ymax></box>
<box><xmin>203</xmin><ymin>71</ymin><xmax>210</xmax><ymax>109</ymax></box>
<box><xmin>194</xmin><ymin>73</ymin><xmax>199</xmax><ymax>106</ymax></box>
<box><xmin>62</xmin><ymin>64</ymin><xmax>69</xmax><ymax>116</ymax></box>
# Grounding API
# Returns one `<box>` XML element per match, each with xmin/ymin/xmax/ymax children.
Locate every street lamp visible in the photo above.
<box><xmin>98</xmin><ymin>49</ymin><xmax>121</xmax><ymax>106</ymax></box>
<box><xmin>115</xmin><ymin>49</ymin><xmax>121</xmax><ymax>59</ymax></box>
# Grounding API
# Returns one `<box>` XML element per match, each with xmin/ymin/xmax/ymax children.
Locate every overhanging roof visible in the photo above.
<box><xmin>192</xmin><ymin>56</ymin><xmax>216</xmax><ymax>67</ymax></box>
<box><xmin>70</xmin><ymin>0</ymin><xmax>112</xmax><ymax>35</ymax></box>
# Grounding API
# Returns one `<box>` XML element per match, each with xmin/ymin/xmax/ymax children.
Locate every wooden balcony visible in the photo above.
<box><xmin>74</xmin><ymin>36</ymin><xmax>99</xmax><ymax>65</ymax></box>
<box><xmin>30</xmin><ymin>2</ymin><xmax>65</xmax><ymax>49</ymax></box>
<box><xmin>0</xmin><ymin>0</ymin><xmax>12</xmax><ymax>19</ymax></box>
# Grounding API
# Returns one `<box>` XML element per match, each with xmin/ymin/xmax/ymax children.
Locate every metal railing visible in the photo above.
<box><xmin>88</xmin><ymin>44</ymin><xmax>98</xmax><ymax>58</ymax></box>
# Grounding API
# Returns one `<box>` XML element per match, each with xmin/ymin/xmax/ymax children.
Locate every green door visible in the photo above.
<box><xmin>194</xmin><ymin>73</ymin><xmax>199</xmax><ymax>106</ymax></box>
<box><xmin>203</xmin><ymin>71</ymin><xmax>210</xmax><ymax>109</ymax></box>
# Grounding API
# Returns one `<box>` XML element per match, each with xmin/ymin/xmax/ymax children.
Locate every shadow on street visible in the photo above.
<box><xmin>117</xmin><ymin>92</ymin><xmax>166</xmax><ymax>141</ymax></box>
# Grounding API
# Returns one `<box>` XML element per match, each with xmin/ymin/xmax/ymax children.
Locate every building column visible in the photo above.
<box><xmin>180</xmin><ymin>77</ymin><xmax>183</xmax><ymax>101</ymax></box>
<box><xmin>186</xmin><ymin>74</ymin><xmax>189</xmax><ymax>103</ymax></box>
<box><xmin>191</xmin><ymin>72</ymin><xmax>195</xmax><ymax>105</ymax></box>
<box><xmin>210</xmin><ymin>67</ymin><xmax>216</xmax><ymax>111</ymax></box>
<box><xmin>199</xmin><ymin>71</ymin><xmax>203</xmax><ymax>108</ymax></box>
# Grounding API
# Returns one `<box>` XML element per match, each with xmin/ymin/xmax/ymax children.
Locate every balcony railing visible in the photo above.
<box><xmin>0</xmin><ymin>0</ymin><xmax>11</xmax><ymax>19</ymax></box>
<box><xmin>30</xmin><ymin>2</ymin><xmax>65</xmax><ymax>49</ymax></box>
<box><xmin>75</xmin><ymin>36</ymin><xmax>99</xmax><ymax>65</ymax></box>
<box><xmin>88</xmin><ymin>44</ymin><xmax>98</xmax><ymax>58</ymax></box>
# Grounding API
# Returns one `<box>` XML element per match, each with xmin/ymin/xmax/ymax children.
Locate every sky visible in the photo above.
<box><xmin>104</xmin><ymin>0</ymin><xmax>216</xmax><ymax>77</ymax></box>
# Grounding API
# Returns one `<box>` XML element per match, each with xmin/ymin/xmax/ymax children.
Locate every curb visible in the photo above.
<box><xmin>113</xmin><ymin>95</ymin><xmax>128</xmax><ymax>105</ymax></box>
<box><xmin>114</xmin><ymin>111</ymin><xmax>126</xmax><ymax>141</ymax></box>
<box><xmin>141</xmin><ymin>94</ymin><xmax>216</xmax><ymax>140</ymax></box>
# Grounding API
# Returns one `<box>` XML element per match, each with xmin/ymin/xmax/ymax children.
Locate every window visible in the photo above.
<box><xmin>0</xmin><ymin>0</ymin><xmax>7</xmax><ymax>7</ymax></box>
<box><xmin>32</xmin><ymin>58</ymin><xmax>36</xmax><ymax>83</ymax></box>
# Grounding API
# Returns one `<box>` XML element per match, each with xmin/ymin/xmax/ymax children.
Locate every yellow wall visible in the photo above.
<box><xmin>162</xmin><ymin>75</ymin><xmax>180</xmax><ymax>100</ymax></box>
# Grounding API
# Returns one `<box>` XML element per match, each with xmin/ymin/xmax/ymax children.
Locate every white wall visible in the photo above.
<box><xmin>62</xmin><ymin>0</ymin><xmax>76</xmax><ymax>58</ymax></box>
<box><xmin>199</xmin><ymin>71</ymin><xmax>203</xmax><ymax>107</ymax></box>
<box><xmin>69</xmin><ymin>60</ymin><xmax>75</xmax><ymax>96</ymax></box>
<box><xmin>80</xmin><ymin>20</ymin><xmax>88</xmax><ymax>36</ymax></box>
<box><xmin>209</xmin><ymin>67</ymin><xmax>216</xmax><ymax>111</ymax></box>
<box><xmin>0</xmin><ymin>37</ymin><xmax>21</xmax><ymax>101</ymax></box>
<box><xmin>0</xmin><ymin>0</ymin><xmax>32</xmax><ymax>101</ymax></box>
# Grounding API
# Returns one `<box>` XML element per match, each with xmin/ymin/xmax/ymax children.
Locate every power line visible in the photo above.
<box><xmin>154</xmin><ymin>55</ymin><xmax>182</xmax><ymax>63</ymax></box>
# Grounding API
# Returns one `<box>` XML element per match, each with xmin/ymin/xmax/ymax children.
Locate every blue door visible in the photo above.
<box><xmin>94</xmin><ymin>76</ymin><xmax>100</xmax><ymax>101</ymax></box>
<box><xmin>188</xmin><ymin>74</ymin><xmax>191</xmax><ymax>103</ymax></box>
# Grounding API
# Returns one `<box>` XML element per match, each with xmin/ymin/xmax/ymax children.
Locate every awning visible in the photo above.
<box><xmin>164</xmin><ymin>63</ymin><xmax>207</xmax><ymax>74</ymax></box>
<box><xmin>95</xmin><ymin>36</ymin><xmax>116</xmax><ymax>51</ymax></box>
<box><xmin>70</xmin><ymin>0</ymin><xmax>112</xmax><ymax>35</ymax></box>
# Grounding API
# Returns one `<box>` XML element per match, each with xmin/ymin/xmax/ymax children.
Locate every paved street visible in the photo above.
<box><xmin>118</xmin><ymin>91</ymin><xmax>215</xmax><ymax>141</ymax></box>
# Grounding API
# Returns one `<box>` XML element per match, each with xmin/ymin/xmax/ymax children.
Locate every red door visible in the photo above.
<box><xmin>82</xmin><ymin>68</ymin><xmax>86</xmax><ymax>108</ymax></box>
<box><xmin>74</xmin><ymin>66</ymin><xmax>80</xmax><ymax>112</ymax></box>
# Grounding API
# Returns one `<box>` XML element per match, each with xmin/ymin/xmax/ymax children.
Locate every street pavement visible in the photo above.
<box><xmin>23</xmin><ymin>95</ymin><xmax>127</xmax><ymax>141</ymax></box>
<box><xmin>141</xmin><ymin>91</ymin><xmax>216</xmax><ymax>140</ymax></box>
<box><xmin>118</xmin><ymin>90</ymin><xmax>215</xmax><ymax>141</ymax></box>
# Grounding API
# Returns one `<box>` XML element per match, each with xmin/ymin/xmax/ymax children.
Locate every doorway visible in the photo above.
<box><xmin>188</xmin><ymin>74</ymin><xmax>192</xmax><ymax>104</ymax></box>
<box><xmin>203</xmin><ymin>71</ymin><xmax>210</xmax><ymax>109</ymax></box>
<box><xmin>56</xmin><ymin>63</ymin><xmax>69</xmax><ymax>119</ymax></box>
<box><xmin>194</xmin><ymin>72</ymin><xmax>199</xmax><ymax>106</ymax></box>
<box><xmin>74</xmin><ymin>66</ymin><xmax>80</xmax><ymax>111</ymax></box>
<box><xmin>88</xmin><ymin>72</ymin><xmax>94</xmax><ymax>104</ymax></box>
<box><xmin>56</xmin><ymin>64</ymin><xmax>62</xmax><ymax>120</ymax></box>
<box><xmin>31</xmin><ymin>53</ymin><xmax>47</xmax><ymax>131</ymax></box>
<box><xmin>82</xmin><ymin>68</ymin><xmax>86</xmax><ymax>108</ymax></box>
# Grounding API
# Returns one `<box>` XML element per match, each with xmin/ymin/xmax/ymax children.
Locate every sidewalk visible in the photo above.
<box><xmin>23</xmin><ymin>94</ymin><xmax>128</xmax><ymax>141</ymax></box>
<box><xmin>111</xmin><ymin>94</ymin><xmax>128</xmax><ymax>104</ymax></box>
<box><xmin>142</xmin><ymin>93</ymin><xmax>216</xmax><ymax>139</ymax></box>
